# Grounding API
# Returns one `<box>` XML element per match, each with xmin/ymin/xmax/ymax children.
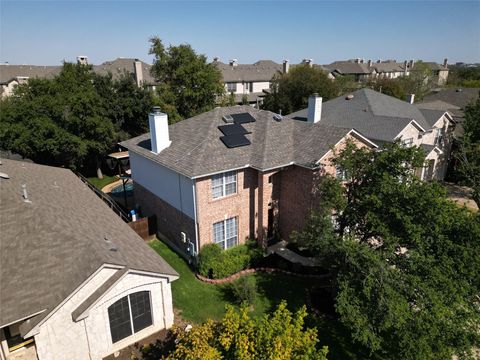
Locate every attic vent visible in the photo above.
<box><xmin>0</xmin><ymin>172</ymin><xmax>9</xmax><ymax>179</ymax></box>
<box><xmin>222</xmin><ymin>114</ymin><xmax>234</xmax><ymax>123</ymax></box>
<box><xmin>346</xmin><ymin>94</ymin><xmax>354</xmax><ymax>100</ymax></box>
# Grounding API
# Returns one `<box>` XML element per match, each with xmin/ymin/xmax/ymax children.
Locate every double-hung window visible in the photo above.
<box><xmin>108</xmin><ymin>291</ymin><xmax>152</xmax><ymax>343</ymax></box>
<box><xmin>213</xmin><ymin>217</ymin><xmax>238</xmax><ymax>249</ymax></box>
<box><xmin>211</xmin><ymin>171</ymin><xmax>237</xmax><ymax>199</ymax></box>
<box><xmin>402</xmin><ymin>138</ymin><xmax>413</xmax><ymax>147</ymax></box>
<box><xmin>227</xmin><ymin>82</ymin><xmax>237</xmax><ymax>92</ymax></box>
<box><xmin>335</xmin><ymin>166</ymin><xmax>349</xmax><ymax>181</ymax></box>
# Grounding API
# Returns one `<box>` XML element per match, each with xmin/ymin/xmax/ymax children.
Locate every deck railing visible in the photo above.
<box><xmin>74</xmin><ymin>172</ymin><xmax>131</xmax><ymax>223</ymax></box>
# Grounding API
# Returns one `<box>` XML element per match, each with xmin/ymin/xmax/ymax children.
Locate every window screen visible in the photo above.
<box><xmin>108</xmin><ymin>291</ymin><xmax>153</xmax><ymax>343</ymax></box>
<box><xmin>108</xmin><ymin>296</ymin><xmax>132</xmax><ymax>343</ymax></box>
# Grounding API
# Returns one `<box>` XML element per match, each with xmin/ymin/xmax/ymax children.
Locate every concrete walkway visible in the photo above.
<box><xmin>267</xmin><ymin>240</ymin><xmax>321</xmax><ymax>267</ymax></box>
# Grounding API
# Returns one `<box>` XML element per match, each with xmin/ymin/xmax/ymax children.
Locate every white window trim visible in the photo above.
<box><xmin>212</xmin><ymin>171</ymin><xmax>237</xmax><ymax>199</ymax></box>
<box><xmin>213</xmin><ymin>217</ymin><xmax>238</xmax><ymax>250</ymax></box>
<box><xmin>109</xmin><ymin>291</ymin><xmax>153</xmax><ymax>344</ymax></box>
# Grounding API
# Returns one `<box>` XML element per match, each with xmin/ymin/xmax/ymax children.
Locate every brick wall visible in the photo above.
<box><xmin>195</xmin><ymin>168</ymin><xmax>258</xmax><ymax>249</ymax></box>
<box><xmin>133</xmin><ymin>182</ymin><xmax>195</xmax><ymax>255</ymax></box>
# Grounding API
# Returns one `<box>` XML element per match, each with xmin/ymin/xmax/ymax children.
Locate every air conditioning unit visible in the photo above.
<box><xmin>180</xmin><ymin>232</ymin><xmax>187</xmax><ymax>243</ymax></box>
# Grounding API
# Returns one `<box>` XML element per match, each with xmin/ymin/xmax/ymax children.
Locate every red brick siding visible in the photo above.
<box><xmin>195</xmin><ymin>168</ymin><xmax>258</xmax><ymax>249</ymax></box>
<box><xmin>133</xmin><ymin>182</ymin><xmax>195</xmax><ymax>255</ymax></box>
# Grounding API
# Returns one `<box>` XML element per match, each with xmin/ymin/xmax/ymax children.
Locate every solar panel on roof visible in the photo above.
<box><xmin>218</xmin><ymin>124</ymin><xmax>250</xmax><ymax>136</ymax></box>
<box><xmin>231</xmin><ymin>112</ymin><xmax>256</xmax><ymax>124</ymax></box>
<box><xmin>220</xmin><ymin>134</ymin><xmax>251</xmax><ymax>148</ymax></box>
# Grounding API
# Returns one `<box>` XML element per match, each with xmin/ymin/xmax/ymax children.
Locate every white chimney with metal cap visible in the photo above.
<box><xmin>149</xmin><ymin>107</ymin><xmax>171</xmax><ymax>154</ymax></box>
<box><xmin>283</xmin><ymin>60</ymin><xmax>289</xmax><ymax>74</ymax></box>
<box><xmin>307</xmin><ymin>93</ymin><xmax>322</xmax><ymax>124</ymax></box>
<box><xmin>406</xmin><ymin>94</ymin><xmax>415</xmax><ymax>104</ymax></box>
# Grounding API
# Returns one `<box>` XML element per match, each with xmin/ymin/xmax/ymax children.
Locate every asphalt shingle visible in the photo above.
<box><xmin>0</xmin><ymin>160</ymin><xmax>177</xmax><ymax>330</ymax></box>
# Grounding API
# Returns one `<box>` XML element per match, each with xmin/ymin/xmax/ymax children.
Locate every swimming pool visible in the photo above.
<box><xmin>110</xmin><ymin>182</ymin><xmax>134</xmax><ymax>195</ymax></box>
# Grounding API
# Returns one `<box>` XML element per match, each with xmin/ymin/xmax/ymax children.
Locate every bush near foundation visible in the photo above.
<box><xmin>198</xmin><ymin>241</ymin><xmax>262</xmax><ymax>279</ymax></box>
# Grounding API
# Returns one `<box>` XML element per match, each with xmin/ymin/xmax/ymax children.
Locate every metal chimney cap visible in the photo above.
<box><xmin>311</xmin><ymin>93</ymin><xmax>319</xmax><ymax>97</ymax></box>
<box><xmin>152</xmin><ymin>106</ymin><xmax>162</xmax><ymax>114</ymax></box>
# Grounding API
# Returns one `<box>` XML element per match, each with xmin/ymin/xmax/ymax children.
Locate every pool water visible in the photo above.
<box><xmin>110</xmin><ymin>182</ymin><xmax>134</xmax><ymax>194</ymax></box>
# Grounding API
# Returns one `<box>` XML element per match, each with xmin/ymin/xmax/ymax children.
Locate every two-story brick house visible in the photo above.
<box><xmin>289</xmin><ymin>89</ymin><xmax>455</xmax><ymax>181</ymax></box>
<box><xmin>121</xmin><ymin>101</ymin><xmax>377</xmax><ymax>259</ymax></box>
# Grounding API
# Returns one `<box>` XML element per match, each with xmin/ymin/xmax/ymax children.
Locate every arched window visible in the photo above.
<box><xmin>107</xmin><ymin>291</ymin><xmax>152</xmax><ymax>343</ymax></box>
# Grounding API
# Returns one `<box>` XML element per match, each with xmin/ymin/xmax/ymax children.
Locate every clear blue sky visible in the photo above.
<box><xmin>1</xmin><ymin>1</ymin><xmax>479</xmax><ymax>66</ymax></box>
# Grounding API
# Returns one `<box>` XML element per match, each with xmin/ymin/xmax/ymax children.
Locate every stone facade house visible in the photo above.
<box><xmin>121</xmin><ymin>102</ymin><xmax>377</xmax><ymax>259</ymax></box>
<box><xmin>0</xmin><ymin>160</ymin><xmax>178</xmax><ymax>360</ymax></box>
<box><xmin>289</xmin><ymin>88</ymin><xmax>455</xmax><ymax>181</ymax></box>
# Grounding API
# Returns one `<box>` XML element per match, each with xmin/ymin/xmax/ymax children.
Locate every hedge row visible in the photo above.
<box><xmin>197</xmin><ymin>241</ymin><xmax>262</xmax><ymax>279</ymax></box>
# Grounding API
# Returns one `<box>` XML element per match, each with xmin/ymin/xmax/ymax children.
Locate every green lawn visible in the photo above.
<box><xmin>87</xmin><ymin>175</ymin><xmax>118</xmax><ymax>190</ymax></box>
<box><xmin>149</xmin><ymin>239</ymin><xmax>386</xmax><ymax>359</ymax></box>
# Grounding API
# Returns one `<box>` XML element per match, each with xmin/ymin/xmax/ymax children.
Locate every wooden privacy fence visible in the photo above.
<box><xmin>128</xmin><ymin>216</ymin><xmax>157</xmax><ymax>241</ymax></box>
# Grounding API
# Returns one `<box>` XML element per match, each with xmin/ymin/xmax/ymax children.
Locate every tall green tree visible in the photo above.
<box><xmin>262</xmin><ymin>65</ymin><xmax>339</xmax><ymax>114</ymax></box>
<box><xmin>0</xmin><ymin>62</ymin><xmax>154</xmax><ymax>176</ymax></box>
<box><xmin>149</xmin><ymin>37</ymin><xmax>225</xmax><ymax>123</ymax></box>
<box><xmin>458</xmin><ymin>98</ymin><xmax>480</xmax><ymax>206</ymax></box>
<box><xmin>296</xmin><ymin>142</ymin><xmax>480</xmax><ymax>359</ymax></box>
<box><xmin>169</xmin><ymin>302</ymin><xmax>328</xmax><ymax>360</ymax></box>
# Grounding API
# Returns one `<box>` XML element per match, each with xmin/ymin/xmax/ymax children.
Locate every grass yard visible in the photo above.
<box><xmin>87</xmin><ymin>175</ymin><xmax>118</xmax><ymax>190</ymax></box>
<box><xmin>149</xmin><ymin>239</ymin><xmax>386</xmax><ymax>359</ymax></box>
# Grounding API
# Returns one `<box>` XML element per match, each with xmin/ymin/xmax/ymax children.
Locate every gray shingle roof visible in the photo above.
<box><xmin>418</xmin><ymin>108</ymin><xmax>449</xmax><ymax>127</ymax></box>
<box><xmin>215</xmin><ymin>61</ymin><xmax>282</xmax><ymax>82</ymax></box>
<box><xmin>324</xmin><ymin>61</ymin><xmax>372</xmax><ymax>75</ymax></box>
<box><xmin>93</xmin><ymin>58</ymin><xmax>156</xmax><ymax>85</ymax></box>
<box><xmin>0</xmin><ymin>64</ymin><xmax>62</xmax><ymax>84</ymax></box>
<box><xmin>288</xmin><ymin>89</ymin><xmax>432</xmax><ymax>143</ymax></box>
<box><xmin>0</xmin><ymin>58</ymin><xmax>156</xmax><ymax>85</ymax></box>
<box><xmin>421</xmin><ymin>88</ymin><xmax>480</xmax><ymax>109</ymax></box>
<box><xmin>121</xmin><ymin>106</ymin><xmax>357</xmax><ymax>178</ymax></box>
<box><xmin>0</xmin><ymin>159</ymin><xmax>177</xmax><ymax>329</ymax></box>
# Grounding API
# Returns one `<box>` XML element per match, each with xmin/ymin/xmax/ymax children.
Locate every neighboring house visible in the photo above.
<box><xmin>121</xmin><ymin>103</ymin><xmax>377</xmax><ymax>259</ymax></box>
<box><xmin>324</xmin><ymin>59</ymin><xmax>374</xmax><ymax>82</ymax></box>
<box><xmin>323</xmin><ymin>58</ymin><xmax>449</xmax><ymax>85</ymax></box>
<box><xmin>214</xmin><ymin>59</ymin><xmax>284</xmax><ymax>106</ymax></box>
<box><xmin>0</xmin><ymin>56</ymin><xmax>156</xmax><ymax>97</ymax></box>
<box><xmin>288</xmin><ymin>88</ymin><xmax>455</xmax><ymax>181</ymax></box>
<box><xmin>0</xmin><ymin>65</ymin><xmax>61</xmax><ymax>97</ymax></box>
<box><xmin>0</xmin><ymin>160</ymin><xmax>178</xmax><ymax>360</ymax></box>
<box><xmin>93</xmin><ymin>57</ymin><xmax>157</xmax><ymax>90</ymax></box>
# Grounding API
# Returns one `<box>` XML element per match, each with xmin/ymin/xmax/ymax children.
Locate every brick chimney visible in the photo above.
<box><xmin>307</xmin><ymin>94</ymin><xmax>322</xmax><ymax>124</ymax></box>
<box><xmin>283</xmin><ymin>60</ymin><xmax>290</xmax><ymax>74</ymax></box>
<box><xmin>149</xmin><ymin>107</ymin><xmax>171</xmax><ymax>154</ymax></box>
<box><xmin>134</xmin><ymin>60</ymin><xmax>143</xmax><ymax>87</ymax></box>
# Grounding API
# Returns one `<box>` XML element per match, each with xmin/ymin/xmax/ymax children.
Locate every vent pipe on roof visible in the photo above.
<box><xmin>149</xmin><ymin>107</ymin><xmax>171</xmax><ymax>154</ymax></box>
<box><xmin>307</xmin><ymin>94</ymin><xmax>322</xmax><ymax>124</ymax></box>
<box><xmin>22</xmin><ymin>184</ymin><xmax>32</xmax><ymax>203</ymax></box>
<box><xmin>134</xmin><ymin>60</ymin><xmax>143</xmax><ymax>87</ymax></box>
<box><xmin>283</xmin><ymin>60</ymin><xmax>289</xmax><ymax>74</ymax></box>
<box><xmin>406</xmin><ymin>94</ymin><xmax>415</xmax><ymax>104</ymax></box>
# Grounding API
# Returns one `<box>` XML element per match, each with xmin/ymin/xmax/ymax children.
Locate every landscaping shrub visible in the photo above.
<box><xmin>228</xmin><ymin>276</ymin><xmax>257</xmax><ymax>306</ymax></box>
<box><xmin>198</xmin><ymin>241</ymin><xmax>263</xmax><ymax>279</ymax></box>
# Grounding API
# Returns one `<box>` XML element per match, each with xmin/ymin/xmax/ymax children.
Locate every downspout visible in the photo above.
<box><xmin>192</xmin><ymin>180</ymin><xmax>200</xmax><ymax>256</ymax></box>
<box><xmin>82</xmin><ymin>319</ymin><xmax>93</xmax><ymax>360</ymax></box>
